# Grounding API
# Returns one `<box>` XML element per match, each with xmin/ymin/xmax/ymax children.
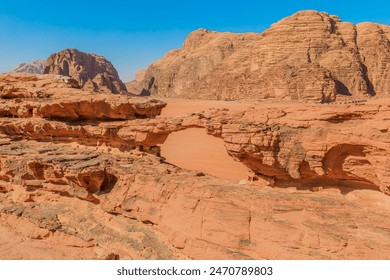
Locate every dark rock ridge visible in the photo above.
<box><xmin>44</xmin><ymin>48</ymin><xmax>127</xmax><ymax>94</ymax></box>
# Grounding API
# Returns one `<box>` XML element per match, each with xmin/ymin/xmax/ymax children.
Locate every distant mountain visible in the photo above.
<box><xmin>11</xmin><ymin>60</ymin><xmax>46</xmax><ymax>74</ymax></box>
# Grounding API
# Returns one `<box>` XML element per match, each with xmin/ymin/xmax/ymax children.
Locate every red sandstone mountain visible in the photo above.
<box><xmin>44</xmin><ymin>48</ymin><xmax>127</xmax><ymax>94</ymax></box>
<box><xmin>133</xmin><ymin>10</ymin><xmax>390</xmax><ymax>101</ymax></box>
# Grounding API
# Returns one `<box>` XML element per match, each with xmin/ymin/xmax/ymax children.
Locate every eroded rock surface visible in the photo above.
<box><xmin>44</xmin><ymin>48</ymin><xmax>127</xmax><ymax>94</ymax></box>
<box><xmin>0</xmin><ymin>73</ymin><xmax>389</xmax><ymax>259</ymax></box>
<box><xmin>125</xmin><ymin>69</ymin><xmax>147</xmax><ymax>95</ymax></box>
<box><xmin>135</xmin><ymin>10</ymin><xmax>390</xmax><ymax>101</ymax></box>
<box><xmin>140</xmin><ymin>101</ymin><xmax>390</xmax><ymax>195</ymax></box>
<box><xmin>0</xmin><ymin>73</ymin><xmax>165</xmax><ymax>120</ymax></box>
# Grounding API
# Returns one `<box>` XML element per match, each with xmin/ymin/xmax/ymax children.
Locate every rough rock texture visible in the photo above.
<box><xmin>1</xmin><ymin>138</ymin><xmax>389</xmax><ymax>260</ymax></box>
<box><xmin>44</xmin><ymin>49</ymin><xmax>127</xmax><ymax>94</ymax></box>
<box><xmin>135</xmin><ymin>10</ymin><xmax>390</xmax><ymax>101</ymax></box>
<box><xmin>129</xmin><ymin>101</ymin><xmax>390</xmax><ymax>196</ymax></box>
<box><xmin>10</xmin><ymin>60</ymin><xmax>46</xmax><ymax>74</ymax></box>
<box><xmin>125</xmin><ymin>69</ymin><xmax>147</xmax><ymax>95</ymax></box>
<box><xmin>0</xmin><ymin>74</ymin><xmax>165</xmax><ymax>120</ymax></box>
<box><xmin>0</xmin><ymin>73</ymin><xmax>389</xmax><ymax>259</ymax></box>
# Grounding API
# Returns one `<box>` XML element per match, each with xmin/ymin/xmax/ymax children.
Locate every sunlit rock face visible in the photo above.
<box><xmin>44</xmin><ymin>48</ymin><xmax>128</xmax><ymax>94</ymax></box>
<box><xmin>136</xmin><ymin>10</ymin><xmax>390</xmax><ymax>101</ymax></box>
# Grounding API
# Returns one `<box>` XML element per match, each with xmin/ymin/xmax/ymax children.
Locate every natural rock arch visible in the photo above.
<box><xmin>160</xmin><ymin>128</ymin><xmax>249</xmax><ymax>182</ymax></box>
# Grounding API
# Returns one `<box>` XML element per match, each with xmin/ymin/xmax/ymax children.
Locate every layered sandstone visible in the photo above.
<box><xmin>134</xmin><ymin>10</ymin><xmax>390</xmax><ymax>101</ymax></box>
<box><xmin>120</xmin><ymin>100</ymin><xmax>390</xmax><ymax>196</ymax></box>
<box><xmin>44</xmin><ymin>49</ymin><xmax>127</xmax><ymax>94</ymax></box>
<box><xmin>1</xmin><ymin>74</ymin><xmax>389</xmax><ymax>194</ymax></box>
<box><xmin>1</xmin><ymin>137</ymin><xmax>389</xmax><ymax>260</ymax></box>
<box><xmin>0</xmin><ymin>73</ymin><xmax>389</xmax><ymax>260</ymax></box>
<box><xmin>0</xmin><ymin>74</ymin><xmax>164</xmax><ymax>119</ymax></box>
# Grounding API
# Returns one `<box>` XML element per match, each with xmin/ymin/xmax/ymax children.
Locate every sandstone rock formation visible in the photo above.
<box><xmin>134</xmin><ymin>10</ymin><xmax>390</xmax><ymax>101</ymax></box>
<box><xmin>116</xmin><ymin>100</ymin><xmax>389</xmax><ymax>196</ymax></box>
<box><xmin>0</xmin><ymin>73</ymin><xmax>389</xmax><ymax>259</ymax></box>
<box><xmin>0</xmin><ymin>73</ymin><xmax>164</xmax><ymax>120</ymax></box>
<box><xmin>3</xmin><ymin>74</ymin><xmax>388</xmax><ymax>195</ymax></box>
<box><xmin>44</xmin><ymin>49</ymin><xmax>127</xmax><ymax>94</ymax></box>
<box><xmin>10</xmin><ymin>60</ymin><xmax>46</xmax><ymax>74</ymax></box>
<box><xmin>125</xmin><ymin>68</ymin><xmax>147</xmax><ymax>95</ymax></box>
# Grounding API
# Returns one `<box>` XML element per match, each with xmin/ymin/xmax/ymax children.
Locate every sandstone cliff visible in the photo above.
<box><xmin>0</xmin><ymin>73</ymin><xmax>389</xmax><ymax>259</ymax></box>
<box><xmin>10</xmin><ymin>60</ymin><xmax>46</xmax><ymax>74</ymax></box>
<box><xmin>125</xmin><ymin>68</ymin><xmax>147</xmax><ymax>94</ymax></box>
<box><xmin>44</xmin><ymin>49</ymin><xmax>127</xmax><ymax>94</ymax></box>
<box><xmin>134</xmin><ymin>10</ymin><xmax>390</xmax><ymax>101</ymax></box>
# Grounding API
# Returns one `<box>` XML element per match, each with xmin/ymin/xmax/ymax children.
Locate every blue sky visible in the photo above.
<box><xmin>1</xmin><ymin>0</ymin><xmax>389</xmax><ymax>81</ymax></box>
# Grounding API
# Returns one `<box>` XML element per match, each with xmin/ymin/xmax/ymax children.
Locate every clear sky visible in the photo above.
<box><xmin>1</xmin><ymin>0</ymin><xmax>389</xmax><ymax>82</ymax></box>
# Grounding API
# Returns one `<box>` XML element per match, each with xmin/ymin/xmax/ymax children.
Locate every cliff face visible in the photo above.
<box><xmin>0</xmin><ymin>73</ymin><xmax>389</xmax><ymax>259</ymax></box>
<box><xmin>135</xmin><ymin>10</ymin><xmax>390</xmax><ymax>101</ymax></box>
<box><xmin>44</xmin><ymin>49</ymin><xmax>128</xmax><ymax>94</ymax></box>
<box><xmin>125</xmin><ymin>69</ymin><xmax>147</xmax><ymax>94</ymax></box>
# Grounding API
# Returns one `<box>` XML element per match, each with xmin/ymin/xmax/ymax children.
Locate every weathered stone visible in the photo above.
<box><xmin>44</xmin><ymin>48</ymin><xmax>127</xmax><ymax>94</ymax></box>
<box><xmin>134</xmin><ymin>11</ymin><xmax>390</xmax><ymax>101</ymax></box>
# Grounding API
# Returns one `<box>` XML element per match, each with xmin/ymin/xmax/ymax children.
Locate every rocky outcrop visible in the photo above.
<box><xmin>0</xmin><ymin>74</ymin><xmax>165</xmax><ymax>120</ymax></box>
<box><xmin>1</xmin><ymin>74</ymin><xmax>390</xmax><ymax>195</ymax></box>
<box><xmin>106</xmin><ymin>101</ymin><xmax>389</xmax><ymax>196</ymax></box>
<box><xmin>1</xmin><ymin>137</ymin><xmax>389</xmax><ymax>260</ymax></box>
<box><xmin>210</xmin><ymin>103</ymin><xmax>390</xmax><ymax>195</ymax></box>
<box><xmin>0</xmin><ymin>73</ymin><xmax>389</xmax><ymax>259</ymax></box>
<box><xmin>125</xmin><ymin>69</ymin><xmax>147</xmax><ymax>95</ymax></box>
<box><xmin>44</xmin><ymin>49</ymin><xmax>127</xmax><ymax>94</ymax></box>
<box><xmin>135</xmin><ymin>10</ymin><xmax>390</xmax><ymax>101</ymax></box>
<box><xmin>10</xmin><ymin>60</ymin><xmax>46</xmax><ymax>74</ymax></box>
<box><xmin>0</xmin><ymin>73</ymin><xmax>166</xmax><ymax>153</ymax></box>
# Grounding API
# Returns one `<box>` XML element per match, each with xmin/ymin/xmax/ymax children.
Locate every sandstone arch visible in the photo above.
<box><xmin>160</xmin><ymin>128</ymin><xmax>249</xmax><ymax>182</ymax></box>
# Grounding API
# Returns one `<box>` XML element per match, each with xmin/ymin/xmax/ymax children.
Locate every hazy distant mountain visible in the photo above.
<box><xmin>10</xmin><ymin>60</ymin><xmax>46</xmax><ymax>74</ymax></box>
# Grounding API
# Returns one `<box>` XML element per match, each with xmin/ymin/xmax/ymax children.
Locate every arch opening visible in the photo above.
<box><xmin>160</xmin><ymin>128</ymin><xmax>250</xmax><ymax>182</ymax></box>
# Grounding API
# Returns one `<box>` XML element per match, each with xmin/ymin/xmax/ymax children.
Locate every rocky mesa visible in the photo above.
<box><xmin>133</xmin><ymin>10</ymin><xmax>390</xmax><ymax>101</ymax></box>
